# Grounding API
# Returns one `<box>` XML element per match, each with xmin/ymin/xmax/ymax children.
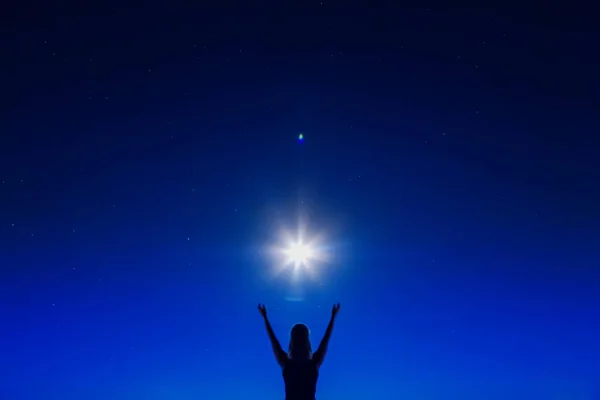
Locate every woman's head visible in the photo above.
<box><xmin>288</xmin><ymin>323</ymin><xmax>312</xmax><ymax>360</ymax></box>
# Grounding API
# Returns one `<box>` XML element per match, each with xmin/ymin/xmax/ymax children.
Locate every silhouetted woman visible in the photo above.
<box><xmin>258</xmin><ymin>302</ymin><xmax>340</xmax><ymax>400</ymax></box>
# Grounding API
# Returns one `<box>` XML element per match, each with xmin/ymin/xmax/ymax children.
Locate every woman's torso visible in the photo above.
<box><xmin>282</xmin><ymin>358</ymin><xmax>319</xmax><ymax>400</ymax></box>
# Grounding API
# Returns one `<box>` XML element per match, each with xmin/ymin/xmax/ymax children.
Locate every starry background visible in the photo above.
<box><xmin>1</xmin><ymin>3</ymin><xmax>599</xmax><ymax>400</ymax></box>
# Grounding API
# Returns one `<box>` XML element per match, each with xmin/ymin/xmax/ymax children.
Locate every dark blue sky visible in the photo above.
<box><xmin>1</xmin><ymin>3</ymin><xmax>599</xmax><ymax>399</ymax></box>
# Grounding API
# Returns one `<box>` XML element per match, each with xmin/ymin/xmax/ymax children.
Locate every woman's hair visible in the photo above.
<box><xmin>288</xmin><ymin>323</ymin><xmax>312</xmax><ymax>360</ymax></box>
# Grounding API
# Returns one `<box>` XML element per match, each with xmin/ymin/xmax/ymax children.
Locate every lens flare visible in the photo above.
<box><xmin>265</xmin><ymin>218</ymin><xmax>330</xmax><ymax>283</ymax></box>
<box><xmin>285</xmin><ymin>242</ymin><xmax>314</xmax><ymax>267</ymax></box>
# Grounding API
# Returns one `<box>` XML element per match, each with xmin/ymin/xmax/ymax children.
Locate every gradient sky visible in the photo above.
<box><xmin>1</xmin><ymin>3</ymin><xmax>599</xmax><ymax>400</ymax></box>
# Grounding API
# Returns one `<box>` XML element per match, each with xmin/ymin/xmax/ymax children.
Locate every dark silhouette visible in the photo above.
<box><xmin>258</xmin><ymin>302</ymin><xmax>340</xmax><ymax>400</ymax></box>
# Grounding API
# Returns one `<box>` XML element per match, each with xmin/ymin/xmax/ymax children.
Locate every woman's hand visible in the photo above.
<box><xmin>258</xmin><ymin>303</ymin><xmax>267</xmax><ymax>319</ymax></box>
<box><xmin>331</xmin><ymin>303</ymin><xmax>340</xmax><ymax>318</ymax></box>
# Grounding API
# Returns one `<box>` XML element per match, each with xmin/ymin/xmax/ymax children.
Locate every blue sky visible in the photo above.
<box><xmin>0</xmin><ymin>4</ymin><xmax>599</xmax><ymax>399</ymax></box>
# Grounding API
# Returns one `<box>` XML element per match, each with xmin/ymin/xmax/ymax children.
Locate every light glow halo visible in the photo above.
<box><xmin>266</xmin><ymin>218</ymin><xmax>330</xmax><ymax>282</ymax></box>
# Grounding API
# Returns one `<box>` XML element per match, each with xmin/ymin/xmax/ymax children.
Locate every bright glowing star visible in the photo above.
<box><xmin>285</xmin><ymin>242</ymin><xmax>313</xmax><ymax>266</ymax></box>
<box><xmin>266</xmin><ymin>218</ymin><xmax>331</xmax><ymax>283</ymax></box>
<box><xmin>298</xmin><ymin>133</ymin><xmax>304</xmax><ymax>141</ymax></box>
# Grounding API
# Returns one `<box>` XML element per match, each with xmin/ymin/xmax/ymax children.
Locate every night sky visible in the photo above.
<box><xmin>1</xmin><ymin>3</ymin><xmax>599</xmax><ymax>400</ymax></box>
